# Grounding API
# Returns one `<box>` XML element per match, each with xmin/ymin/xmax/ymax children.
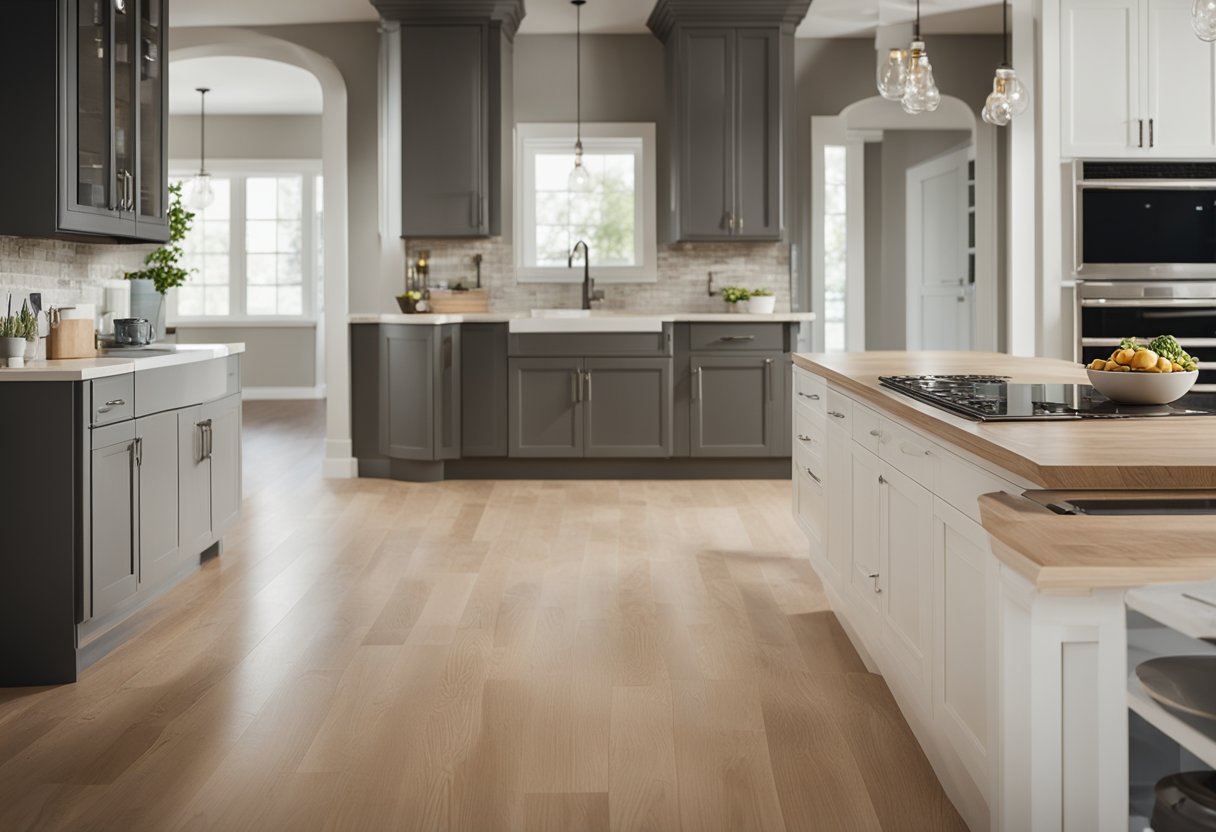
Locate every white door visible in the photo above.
<box><xmin>906</xmin><ymin>148</ymin><xmax>971</xmax><ymax>351</ymax></box>
<box><xmin>1146</xmin><ymin>0</ymin><xmax>1216</xmax><ymax>155</ymax></box>
<box><xmin>1061</xmin><ymin>0</ymin><xmax>1144</xmax><ymax>157</ymax></box>
<box><xmin>879</xmin><ymin>462</ymin><xmax>933</xmax><ymax>699</ymax></box>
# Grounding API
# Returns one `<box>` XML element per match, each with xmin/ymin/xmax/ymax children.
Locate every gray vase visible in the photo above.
<box><xmin>128</xmin><ymin>279</ymin><xmax>165</xmax><ymax>343</ymax></box>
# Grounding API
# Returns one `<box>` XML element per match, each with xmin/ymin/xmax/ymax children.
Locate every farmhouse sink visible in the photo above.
<box><xmin>509</xmin><ymin>311</ymin><xmax>663</xmax><ymax>334</ymax></box>
<box><xmin>529</xmin><ymin>308</ymin><xmax>592</xmax><ymax>319</ymax></box>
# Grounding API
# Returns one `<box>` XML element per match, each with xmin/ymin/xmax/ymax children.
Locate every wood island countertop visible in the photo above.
<box><xmin>792</xmin><ymin>351</ymin><xmax>1216</xmax><ymax>490</ymax></box>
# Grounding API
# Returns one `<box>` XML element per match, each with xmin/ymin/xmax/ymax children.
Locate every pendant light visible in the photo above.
<box><xmin>1194</xmin><ymin>0</ymin><xmax>1216</xmax><ymax>41</ymax></box>
<box><xmin>568</xmin><ymin>0</ymin><xmax>592</xmax><ymax>192</ymax></box>
<box><xmin>901</xmin><ymin>0</ymin><xmax>941</xmax><ymax>115</ymax></box>
<box><xmin>982</xmin><ymin>0</ymin><xmax>1030</xmax><ymax>126</ymax></box>
<box><xmin>185</xmin><ymin>87</ymin><xmax>215</xmax><ymax>211</ymax></box>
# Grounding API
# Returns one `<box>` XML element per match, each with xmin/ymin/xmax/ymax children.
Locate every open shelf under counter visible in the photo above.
<box><xmin>1127</xmin><ymin>580</ymin><xmax>1216</xmax><ymax>644</ymax></box>
<box><xmin>1127</xmin><ymin>671</ymin><xmax>1216</xmax><ymax>771</ymax></box>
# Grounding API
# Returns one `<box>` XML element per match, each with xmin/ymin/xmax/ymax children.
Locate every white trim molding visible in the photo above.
<box><xmin>242</xmin><ymin>385</ymin><xmax>327</xmax><ymax>401</ymax></box>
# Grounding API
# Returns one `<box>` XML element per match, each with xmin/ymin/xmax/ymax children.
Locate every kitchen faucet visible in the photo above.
<box><xmin>569</xmin><ymin>240</ymin><xmax>604</xmax><ymax>311</ymax></box>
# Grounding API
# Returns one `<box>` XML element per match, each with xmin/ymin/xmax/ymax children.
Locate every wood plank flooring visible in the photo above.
<box><xmin>0</xmin><ymin>400</ymin><xmax>966</xmax><ymax>831</ymax></box>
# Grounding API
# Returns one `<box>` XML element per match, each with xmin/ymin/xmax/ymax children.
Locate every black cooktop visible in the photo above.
<box><xmin>879</xmin><ymin>374</ymin><xmax>1216</xmax><ymax>421</ymax></box>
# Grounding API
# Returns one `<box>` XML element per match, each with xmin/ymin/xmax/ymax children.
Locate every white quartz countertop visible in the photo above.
<box><xmin>349</xmin><ymin>311</ymin><xmax>817</xmax><ymax>325</ymax></box>
<box><xmin>0</xmin><ymin>343</ymin><xmax>246</xmax><ymax>382</ymax></box>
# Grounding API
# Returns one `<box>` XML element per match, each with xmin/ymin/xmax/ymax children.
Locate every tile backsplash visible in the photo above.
<box><xmin>0</xmin><ymin>236</ymin><xmax>149</xmax><ymax>313</ymax></box>
<box><xmin>403</xmin><ymin>238</ymin><xmax>793</xmax><ymax>312</ymax></box>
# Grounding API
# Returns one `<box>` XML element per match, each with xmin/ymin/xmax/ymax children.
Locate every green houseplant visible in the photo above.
<box><xmin>721</xmin><ymin>286</ymin><xmax>751</xmax><ymax>313</ymax></box>
<box><xmin>1</xmin><ymin>304</ymin><xmax>39</xmax><ymax>368</ymax></box>
<box><xmin>124</xmin><ymin>183</ymin><xmax>196</xmax><ymax>336</ymax></box>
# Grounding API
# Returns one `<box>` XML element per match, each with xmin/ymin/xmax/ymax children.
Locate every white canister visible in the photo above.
<box><xmin>749</xmin><ymin>295</ymin><xmax>776</xmax><ymax>314</ymax></box>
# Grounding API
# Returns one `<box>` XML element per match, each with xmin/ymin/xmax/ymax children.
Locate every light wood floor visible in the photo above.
<box><xmin>0</xmin><ymin>400</ymin><xmax>965</xmax><ymax>831</ymax></box>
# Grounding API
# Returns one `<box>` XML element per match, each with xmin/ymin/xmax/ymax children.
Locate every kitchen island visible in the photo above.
<box><xmin>0</xmin><ymin>344</ymin><xmax>244</xmax><ymax>685</ymax></box>
<box><xmin>791</xmin><ymin>351</ymin><xmax>1216</xmax><ymax>832</ymax></box>
<box><xmin>350</xmin><ymin>311</ymin><xmax>815</xmax><ymax>481</ymax></box>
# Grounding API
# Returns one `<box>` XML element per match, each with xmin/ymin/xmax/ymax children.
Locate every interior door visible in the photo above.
<box><xmin>907</xmin><ymin>148</ymin><xmax>971</xmax><ymax>350</ymax></box>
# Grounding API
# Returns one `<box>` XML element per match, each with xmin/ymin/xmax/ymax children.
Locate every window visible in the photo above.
<box><xmin>516</xmin><ymin>123</ymin><xmax>657</xmax><ymax>283</ymax></box>
<box><xmin>170</xmin><ymin>162</ymin><xmax>322</xmax><ymax>321</ymax></box>
<box><xmin>822</xmin><ymin>145</ymin><xmax>848</xmax><ymax>352</ymax></box>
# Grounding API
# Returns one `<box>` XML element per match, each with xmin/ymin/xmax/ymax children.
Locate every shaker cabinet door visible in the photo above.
<box><xmin>136</xmin><ymin>410</ymin><xmax>180</xmax><ymax>588</ymax></box>
<box><xmin>206</xmin><ymin>394</ymin><xmax>242</xmax><ymax>540</ymax></box>
<box><xmin>508</xmin><ymin>357</ymin><xmax>584</xmax><ymax>458</ymax></box>
<box><xmin>689</xmin><ymin>355</ymin><xmax>779</xmax><ymax>457</ymax></box>
<box><xmin>91</xmin><ymin>438</ymin><xmax>139</xmax><ymax>619</ymax></box>
<box><xmin>179</xmin><ymin>405</ymin><xmax>213</xmax><ymax>559</ymax></box>
<box><xmin>679</xmin><ymin>28</ymin><xmax>735</xmax><ymax>239</ymax></box>
<box><xmin>879</xmin><ymin>462</ymin><xmax>934</xmax><ymax>697</ymax></box>
<box><xmin>583</xmin><ymin>358</ymin><xmax>672</xmax><ymax>458</ymax></box>
<box><xmin>380</xmin><ymin>326</ymin><xmax>436</xmax><ymax>461</ymax></box>
<box><xmin>1060</xmin><ymin>0</ymin><xmax>1143</xmax><ymax>156</ymax></box>
<box><xmin>733</xmin><ymin>28</ymin><xmax>781</xmax><ymax>240</ymax></box>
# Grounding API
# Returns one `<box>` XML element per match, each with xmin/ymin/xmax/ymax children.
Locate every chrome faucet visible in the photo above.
<box><xmin>569</xmin><ymin>240</ymin><xmax>604</xmax><ymax>311</ymax></box>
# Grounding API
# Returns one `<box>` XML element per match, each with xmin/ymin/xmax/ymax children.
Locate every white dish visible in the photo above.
<box><xmin>1086</xmin><ymin>368</ymin><xmax>1198</xmax><ymax>405</ymax></box>
<box><xmin>1136</xmin><ymin>656</ymin><xmax>1216</xmax><ymax>721</ymax></box>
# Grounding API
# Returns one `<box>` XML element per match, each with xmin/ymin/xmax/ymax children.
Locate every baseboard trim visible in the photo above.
<box><xmin>355</xmin><ymin>456</ymin><xmax>793</xmax><ymax>482</ymax></box>
<box><xmin>242</xmin><ymin>386</ymin><xmax>327</xmax><ymax>401</ymax></box>
<box><xmin>323</xmin><ymin>456</ymin><xmax>359</xmax><ymax>479</ymax></box>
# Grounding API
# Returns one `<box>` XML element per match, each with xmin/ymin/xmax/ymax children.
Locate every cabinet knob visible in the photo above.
<box><xmin>878</xmin><ymin>474</ymin><xmax>886</xmax><ymax>485</ymax></box>
<box><xmin>869</xmin><ymin>429</ymin><xmax>881</xmax><ymax>437</ymax></box>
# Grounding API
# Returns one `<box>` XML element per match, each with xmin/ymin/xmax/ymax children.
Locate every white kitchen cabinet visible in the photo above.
<box><xmin>932</xmin><ymin>498</ymin><xmax>997</xmax><ymax>803</ymax></box>
<box><xmin>825</xmin><ymin>422</ymin><xmax>852</xmax><ymax>586</ymax></box>
<box><xmin>880</xmin><ymin>462</ymin><xmax>934</xmax><ymax>701</ymax></box>
<box><xmin>850</xmin><ymin>442</ymin><xmax>883</xmax><ymax>615</ymax></box>
<box><xmin>1061</xmin><ymin>0</ymin><xmax>1216</xmax><ymax>158</ymax></box>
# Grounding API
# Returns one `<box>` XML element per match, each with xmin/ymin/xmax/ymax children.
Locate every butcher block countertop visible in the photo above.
<box><xmin>979</xmin><ymin>491</ymin><xmax>1216</xmax><ymax>590</ymax></box>
<box><xmin>792</xmin><ymin>351</ymin><xmax>1216</xmax><ymax>490</ymax></box>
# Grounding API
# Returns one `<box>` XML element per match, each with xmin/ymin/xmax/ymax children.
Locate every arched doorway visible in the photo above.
<box><xmin>169</xmin><ymin>28</ymin><xmax>355</xmax><ymax>478</ymax></box>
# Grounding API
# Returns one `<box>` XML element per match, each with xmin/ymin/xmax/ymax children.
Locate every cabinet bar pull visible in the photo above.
<box><xmin>572</xmin><ymin>370</ymin><xmax>581</xmax><ymax>404</ymax></box>
<box><xmin>804</xmin><ymin>466</ymin><xmax>821</xmax><ymax>484</ymax></box>
<box><xmin>878</xmin><ymin>474</ymin><xmax>886</xmax><ymax>485</ymax></box>
<box><xmin>738</xmin><ymin>216</ymin><xmax>744</xmax><ymax>231</ymax></box>
<box><xmin>1138</xmin><ymin>119</ymin><xmax>1144</xmax><ymax>148</ymax></box>
<box><xmin>719</xmin><ymin>335</ymin><xmax>755</xmax><ymax>343</ymax></box>
<box><xmin>798</xmin><ymin>391</ymin><xmax>820</xmax><ymax>401</ymax></box>
<box><xmin>584</xmin><ymin>370</ymin><xmax>592</xmax><ymax>402</ymax></box>
<box><xmin>865</xmin><ymin>571</ymin><xmax>881</xmax><ymax>594</ymax></box>
<box><xmin>105</xmin><ymin>399</ymin><xmax>125</xmax><ymax>407</ymax></box>
<box><xmin>1149</xmin><ymin>118</ymin><xmax>1154</xmax><ymax>148</ymax></box>
<box><xmin>765</xmin><ymin>358</ymin><xmax>773</xmax><ymax>400</ymax></box>
<box><xmin>134</xmin><ymin>436</ymin><xmax>143</xmax><ymax>467</ymax></box>
<box><xmin>828</xmin><ymin>410</ymin><xmax>845</xmax><ymax>419</ymax></box>
<box><xmin>797</xmin><ymin>434</ymin><xmax>814</xmax><ymax>443</ymax></box>
<box><xmin>694</xmin><ymin>366</ymin><xmax>703</xmax><ymax>401</ymax></box>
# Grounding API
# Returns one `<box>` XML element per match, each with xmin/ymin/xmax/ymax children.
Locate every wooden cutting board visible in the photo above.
<box><xmin>48</xmin><ymin>319</ymin><xmax>97</xmax><ymax>359</ymax></box>
<box><xmin>426</xmin><ymin>289</ymin><xmax>489</xmax><ymax>314</ymax></box>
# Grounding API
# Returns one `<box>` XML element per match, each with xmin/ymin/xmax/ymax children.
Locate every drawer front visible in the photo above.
<box><xmin>852</xmin><ymin>401</ymin><xmax>883</xmax><ymax>454</ymax></box>
<box><xmin>795</xmin><ymin>439</ymin><xmax>826</xmax><ymax>489</ymax></box>
<box><xmin>933</xmin><ymin>446</ymin><xmax>1023</xmax><ymax>524</ymax></box>
<box><xmin>793</xmin><ymin>370</ymin><xmax>826</xmax><ymax>416</ymax></box>
<box><xmin>135</xmin><ymin>358</ymin><xmax>228</xmax><ymax>417</ymax></box>
<box><xmin>795</xmin><ymin>456</ymin><xmax>827</xmax><ymax>542</ymax></box>
<box><xmin>794</xmin><ymin>409</ymin><xmax>825</xmax><ymax>458</ymax></box>
<box><xmin>91</xmin><ymin>375</ymin><xmax>135</xmax><ymax>426</ymax></box>
<box><xmin>825</xmin><ymin>386</ymin><xmax>853</xmax><ymax>430</ymax></box>
<box><xmin>689</xmin><ymin>323</ymin><xmax>785</xmax><ymax>352</ymax></box>
<box><xmin>509</xmin><ymin>328</ymin><xmax>672</xmax><ymax>358</ymax></box>
<box><xmin>877</xmin><ymin>417</ymin><xmax>935</xmax><ymax>486</ymax></box>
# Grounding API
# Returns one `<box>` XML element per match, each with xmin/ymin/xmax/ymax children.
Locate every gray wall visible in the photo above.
<box><xmin>169</xmin><ymin>114</ymin><xmax>323</xmax><ymax>160</ymax></box>
<box><xmin>176</xmin><ymin>325</ymin><xmax>318</xmax><ymax>388</ymax></box>
<box><xmin>863</xmin><ymin>142</ymin><xmax>884</xmax><ymax>348</ymax></box>
<box><xmin>872</xmin><ymin>130</ymin><xmax>972</xmax><ymax>350</ymax></box>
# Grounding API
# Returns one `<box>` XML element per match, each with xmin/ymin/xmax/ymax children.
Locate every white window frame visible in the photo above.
<box><xmin>167</xmin><ymin>158</ymin><xmax>323</xmax><ymax>325</ymax></box>
<box><xmin>514</xmin><ymin>122</ymin><xmax>658</xmax><ymax>284</ymax></box>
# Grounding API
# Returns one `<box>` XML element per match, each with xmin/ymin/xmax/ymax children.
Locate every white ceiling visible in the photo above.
<box><xmin>169</xmin><ymin>57</ymin><xmax>324</xmax><ymax>115</ymax></box>
<box><xmin>168</xmin><ymin>0</ymin><xmax>1004</xmax><ymax>37</ymax></box>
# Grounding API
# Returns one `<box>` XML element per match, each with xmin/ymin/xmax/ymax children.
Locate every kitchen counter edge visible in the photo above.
<box><xmin>0</xmin><ymin>343</ymin><xmax>246</xmax><ymax>382</ymax></box>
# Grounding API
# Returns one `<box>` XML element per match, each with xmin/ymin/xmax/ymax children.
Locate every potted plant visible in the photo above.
<box><xmin>721</xmin><ymin>286</ymin><xmax>752</xmax><ymax>313</ymax></box>
<box><xmin>397</xmin><ymin>290</ymin><xmax>424</xmax><ymax>314</ymax></box>
<box><xmin>124</xmin><ymin>183</ymin><xmax>196</xmax><ymax>339</ymax></box>
<box><xmin>0</xmin><ymin>304</ymin><xmax>39</xmax><ymax>368</ymax></box>
<box><xmin>749</xmin><ymin>288</ymin><xmax>776</xmax><ymax>314</ymax></box>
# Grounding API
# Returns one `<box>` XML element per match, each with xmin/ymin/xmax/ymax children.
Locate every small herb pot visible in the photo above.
<box><xmin>1</xmin><ymin>336</ymin><xmax>27</xmax><ymax>368</ymax></box>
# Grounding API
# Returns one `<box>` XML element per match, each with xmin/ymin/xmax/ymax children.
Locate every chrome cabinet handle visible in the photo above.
<box><xmin>804</xmin><ymin>467</ymin><xmax>821</xmax><ymax>484</ymax></box>
<box><xmin>828</xmin><ymin>410</ymin><xmax>846</xmax><ymax>419</ymax></box>
<box><xmin>765</xmin><ymin>358</ymin><xmax>773</xmax><ymax>401</ymax></box>
<box><xmin>738</xmin><ymin>216</ymin><xmax>744</xmax><ymax>232</ymax></box>
<box><xmin>134</xmin><ymin>436</ymin><xmax>143</xmax><ymax>467</ymax></box>
<box><xmin>866</xmin><ymin>571</ymin><xmax>881</xmax><ymax>594</ymax></box>
<box><xmin>694</xmin><ymin>366</ymin><xmax>703</xmax><ymax>401</ymax></box>
<box><xmin>798</xmin><ymin>392</ymin><xmax>820</xmax><ymax>401</ymax></box>
<box><xmin>105</xmin><ymin>398</ymin><xmax>125</xmax><ymax>407</ymax></box>
<box><xmin>584</xmin><ymin>370</ymin><xmax>592</xmax><ymax>402</ymax></box>
<box><xmin>797</xmin><ymin>434</ymin><xmax>814</xmax><ymax>443</ymax></box>
<box><xmin>207</xmin><ymin>421</ymin><xmax>214</xmax><ymax>460</ymax></box>
<box><xmin>719</xmin><ymin>335</ymin><xmax>755</xmax><ymax>343</ymax></box>
<box><xmin>1149</xmin><ymin>118</ymin><xmax>1154</xmax><ymax>148</ymax></box>
<box><xmin>572</xmin><ymin>370</ymin><xmax>581</xmax><ymax>404</ymax></box>
<box><xmin>1138</xmin><ymin>119</ymin><xmax>1144</xmax><ymax>148</ymax></box>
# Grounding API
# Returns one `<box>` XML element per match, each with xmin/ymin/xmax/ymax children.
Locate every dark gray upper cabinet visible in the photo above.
<box><xmin>136</xmin><ymin>410</ymin><xmax>180</xmax><ymax>590</ymax></box>
<box><xmin>509</xmin><ymin>357</ymin><xmax>584</xmax><ymax>458</ymax></box>
<box><xmin>583</xmin><ymin>358</ymin><xmax>673</xmax><ymax>458</ymax></box>
<box><xmin>0</xmin><ymin>0</ymin><xmax>169</xmax><ymax>242</ymax></box>
<box><xmin>379</xmin><ymin>324</ymin><xmax>462</xmax><ymax>461</ymax></box>
<box><xmin>690</xmin><ymin>353</ymin><xmax>784</xmax><ymax>457</ymax></box>
<box><xmin>650</xmin><ymin>0</ymin><xmax>808</xmax><ymax>243</ymax></box>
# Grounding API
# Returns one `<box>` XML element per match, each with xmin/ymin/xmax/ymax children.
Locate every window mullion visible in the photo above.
<box><xmin>231</xmin><ymin>176</ymin><xmax>248</xmax><ymax>318</ymax></box>
<box><xmin>302</xmin><ymin>175</ymin><xmax>315</xmax><ymax>320</ymax></box>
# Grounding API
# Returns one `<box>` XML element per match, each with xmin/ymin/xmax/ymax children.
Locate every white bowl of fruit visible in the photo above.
<box><xmin>1085</xmin><ymin>336</ymin><xmax>1199</xmax><ymax>405</ymax></box>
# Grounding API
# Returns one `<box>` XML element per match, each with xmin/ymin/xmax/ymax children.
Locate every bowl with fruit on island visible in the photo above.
<box><xmin>1085</xmin><ymin>336</ymin><xmax>1199</xmax><ymax>405</ymax></box>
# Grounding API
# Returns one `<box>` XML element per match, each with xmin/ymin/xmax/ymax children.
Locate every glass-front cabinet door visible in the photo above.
<box><xmin>72</xmin><ymin>0</ymin><xmax>116</xmax><ymax>223</ymax></box>
<box><xmin>137</xmin><ymin>0</ymin><xmax>168</xmax><ymax>237</ymax></box>
<box><xmin>112</xmin><ymin>0</ymin><xmax>136</xmax><ymax>221</ymax></box>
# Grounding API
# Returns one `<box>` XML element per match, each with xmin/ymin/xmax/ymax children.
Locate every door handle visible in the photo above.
<box><xmin>765</xmin><ymin>358</ymin><xmax>773</xmax><ymax>401</ymax></box>
<box><xmin>804</xmin><ymin>466</ymin><xmax>821</xmax><ymax>484</ymax></box>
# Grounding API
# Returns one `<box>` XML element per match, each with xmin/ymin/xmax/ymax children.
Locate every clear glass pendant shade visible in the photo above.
<box><xmin>1194</xmin><ymin>0</ymin><xmax>1216</xmax><ymax>41</ymax></box>
<box><xmin>185</xmin><ymin>172</ymin><xmax>214</xmax><ymax>211</ymax></box>
<box><xmin>900</xmin><ymin>44</ymin><xmax>941</xmax><ymax>115</ymax></box>
<box><xmin>877</xmin><ymin>48</ymin><xmax>907</xmax><ymax>101</ymax></box>
<box><xmin>982</xmin><ymin>67</ymin><xmax>1029</xmax><ymax>126</ymax></box>
<box><xmin>568</xmin><ymin>142</ymin><xmax>592</xmax><ymax>192</ymax></box>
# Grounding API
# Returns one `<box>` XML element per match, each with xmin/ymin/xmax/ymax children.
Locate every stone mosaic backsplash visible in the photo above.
<box><xmin>0</xmin><ymin>236</ymin><xmax>149</xmax><ymax>314</ymax></box>
<box><xmin>402</xmin><ymin>238</ymin><xmax>793</xmax><ymax>313</ymax></box>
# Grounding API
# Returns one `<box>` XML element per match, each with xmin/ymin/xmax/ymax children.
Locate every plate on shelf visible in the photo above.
<box><xmin>1136</xmin><ymin>656</ymin><xmax>1216</xmax><ymax>721</ymax></box>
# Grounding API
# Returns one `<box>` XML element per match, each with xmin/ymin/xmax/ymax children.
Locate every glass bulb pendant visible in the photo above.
<box><xmin>901</xmin><ymin>43</ymin><xmax>941</xmax><ymax>115</ymax></box>
<box><xmin>186</xmin><ymin>171</ymin><xmax>214</xmax><ymax>211</ymax></box>
<box><xmin>568</xmin><ymin>141</ymin><xmax>592</xmax><ymax>192</ymax></box>
<box><xmin>982</xmin><ymin>67</ymin><xmax>1028</xmax><ymax>127</ymax></box>
<box><xmin>877</xmin><ymin>48</ymin><xmax>907</xmax><ymax>101</ymax></box>
<box><xmin>1194</xmin><ymin>0</ymin><xmax>1216</xmax><ymax>41</ymax></box>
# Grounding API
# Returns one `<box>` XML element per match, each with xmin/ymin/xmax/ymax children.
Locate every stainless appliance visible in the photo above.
<box><xmin>878</xmin><ymin>374</ymin><xmax>1215</xmax><ymax>421</ymax></box>
<box><xmin>1074</xmin><ymin>161</ymin><xmax>1216</xmax><ymax>280</ymax></box>
<box><xmin>1077</xmin><ymin>281</ymin><xmax>1216</xmax><ymax>392</ymax></box>
<box><xmin>112</xmin><ymin>317</ymin><xmax>156</xmax><ymax>347</ymax></box>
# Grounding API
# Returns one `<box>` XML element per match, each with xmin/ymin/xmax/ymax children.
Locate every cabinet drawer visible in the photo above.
<box><xmin>689</xmin><ymin>323</ymin><xmax>784</xmax><ymax>352</ymax></box>
<box><xmin>136</xmin><ymin>358</ymin><xmax>227</xmax><ymax>417</ymax></box>
<box><xmin>795</xmin><ymin>439</ymin><xmax>826</xmax><ymax>488</ymax></box>
<box><xmin>91</xmin><ymin>375</ymin><xmax>135</xmax><ymax>426</ymax></box>
<box><xmin>825</xmin><ymin>386</ymin><xmax>852</xmax><ymax>430</ymax></box>
<box><xmin>852</xmin><ymin>401</ymin><xmax>883</xmax><ymax>454</ymax></box>
<box><xmin>793</xmin><ymin>370</ymin><xmax>826</xmax><ymax>416</ymax></box>
<box><xmin>877</xmin><ymin>418</ymin><xmax>935</xmax><ymax>486</ymax></box>
<box><xmin>933</xmin><ymin>445</ymin><xmax>1023</xmax><ymax>525</ymax></box>
<box><xmin>794</xmin><ymin>409</ymin><xmax>825</xmax><ymax>457</ymax></box>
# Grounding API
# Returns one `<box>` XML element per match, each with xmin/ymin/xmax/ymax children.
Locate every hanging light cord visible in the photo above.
<box><xmin>198</xmin><ymin>87</ymin><xmax>209</xmax><ymax>174</ymax></box>
<box><xmin>576</xmin><ymin>1</ymin><xmax>583</xmax><ymax>147</ymax></box>
<box><xmin>1002</xmin><ymin>0</ymin><xmax>1010</xmax><ymax>67</ymax></box>
<box><xmin>915</xmin><ymin>0</ymin><xmax>921</xmax><ymax>40</ymax></box>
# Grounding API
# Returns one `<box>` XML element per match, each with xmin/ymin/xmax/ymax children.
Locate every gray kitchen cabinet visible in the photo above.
<box><xmin>733</xmin><ymin>29</ymin><xmax>782</xmax><ymax>239</ymax></box>
<box><xmin>179</xmin><ymin>405</ymin><xmax>212</xmax><ymax>560</ymax></box>
<box><xmin>91</xmin><ymin>434</ymin><xmax>139</xmax><ymax>620</ymax></box>
<box><xmin>583</xmin><ymin>358</ymin><xmax>673</xmax><ymax>458</ymax></box>
<box><xmin>509</xmin><ymin>357</ymin><xmax>584</xmax><ymax>458</ymax></box>
<box><xmin>461</xmin><ymin>323</ymin><xmax>508</xmax><ymax>457</ymax></box>
<box><xmin>379</xmin><ymin>324</ymin><xmax>462</xmax><ymax>461</ymax></box>
<box><xmin>690</xmin><ymin>353</ymin><xmax>783</xmax><ymax>457</ymax></box>
<box><xmin>136</xmin><ymin>410</ymin><xmax>180</xmax><ymax>589</ymax></box>
<box><xmin>206</xmin><ymin>394</ymin><xmax>243</xmax><ymax>539</ymax></box>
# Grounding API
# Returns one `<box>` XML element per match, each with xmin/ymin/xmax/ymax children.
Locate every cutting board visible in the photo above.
<box><xmin>426</xmin><ymin>289</ymin><xmax>489</xmax><ymax>314</ymax></box>
<box><xmin>48</xmin><ymin>319</ymin><xmax>97</xmax><ymax>359</ymax></box>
